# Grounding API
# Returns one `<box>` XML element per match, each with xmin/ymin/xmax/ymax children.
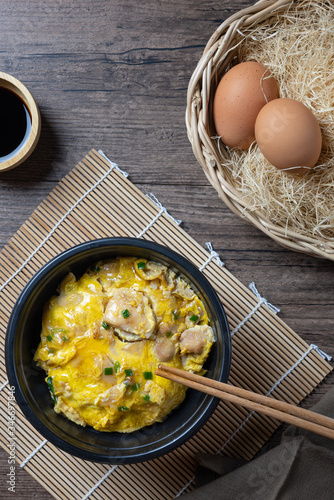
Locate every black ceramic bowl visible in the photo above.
<box><xmin>6</xmin><ymin>238</ymin><xmax>231</xmax><ymax>464</ymax></box>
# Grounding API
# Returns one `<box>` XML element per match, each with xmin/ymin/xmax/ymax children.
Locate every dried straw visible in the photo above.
<box><xmin>219</xmin><ymin>0</ymin><xmax>334</xmax><ymax>240</ymax></box>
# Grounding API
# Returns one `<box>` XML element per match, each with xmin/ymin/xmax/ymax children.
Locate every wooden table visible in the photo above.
<box><xmin>0</xmin><ymin>1</ymin><xmax>333</xmax><ymax>498</ymax></box>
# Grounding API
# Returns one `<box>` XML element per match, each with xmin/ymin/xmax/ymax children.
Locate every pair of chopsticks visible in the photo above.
<box><xmin>155</xmin><ymin>364</ymin><xmax>334</xmax><ymax>440</ymax></box>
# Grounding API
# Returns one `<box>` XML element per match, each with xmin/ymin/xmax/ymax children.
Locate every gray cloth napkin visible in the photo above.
<box><xmin>182</xmin><ymin>387</ymin><xmax>334</xmax><ymax>500</ymax></box>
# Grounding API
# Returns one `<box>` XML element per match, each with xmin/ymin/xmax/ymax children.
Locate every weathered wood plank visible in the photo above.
<box><xmin>0</xmin><ymin>0</ymin><xmax>333</xmax><ymax>499</ymax></box>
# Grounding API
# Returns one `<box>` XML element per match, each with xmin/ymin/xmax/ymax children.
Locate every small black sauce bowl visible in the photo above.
<box><xmin>5</xmin><ymin>238</ymin><xmax>231</xmax><ymax>464</ymax></box>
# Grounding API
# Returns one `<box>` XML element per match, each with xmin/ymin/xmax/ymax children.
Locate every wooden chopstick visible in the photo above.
<box><xmin>155</xmin><ymin>364</ymin><xmax>334</xmax><ymax>440</ymax></box>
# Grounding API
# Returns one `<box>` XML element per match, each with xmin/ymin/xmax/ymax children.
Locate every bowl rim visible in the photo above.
<box><xmin>5</xmin><ymin>237</ymin><xmax>231</xmax><ymax>463</ymax></box>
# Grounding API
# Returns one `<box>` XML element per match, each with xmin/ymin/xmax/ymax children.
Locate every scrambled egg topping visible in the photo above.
<box><xmin>34</xmin><ymin>257</ymin><xmax>215</xmax><ymax>433</ymax></box>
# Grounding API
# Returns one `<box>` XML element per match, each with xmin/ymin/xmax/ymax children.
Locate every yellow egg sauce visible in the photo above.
<box><xmin>34</xmin><ymin>257</ymin><xmax>215</xmax><ymax>432</ymax></box>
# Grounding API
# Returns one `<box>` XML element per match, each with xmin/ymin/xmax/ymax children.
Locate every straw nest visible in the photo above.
<box><xmin>186</xmin><ymin>0</ymin><xmax>334</xmax><ymax>259</ymax></box>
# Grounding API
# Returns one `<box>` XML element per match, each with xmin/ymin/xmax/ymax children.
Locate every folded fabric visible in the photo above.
<box><xmin>183</xmin><ymin>387</ymin><xmax>334</xmax><ymax>500</ymax></box>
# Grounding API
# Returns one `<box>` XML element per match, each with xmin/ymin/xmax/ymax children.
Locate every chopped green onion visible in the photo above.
<box><xmin>124</xmin><ymin>380</ymin><xmax>130</xmax><ymax>388</ymax></box>
<box><xmin>48</xmin><ymin>348</ymin><xmax>55</xmax><ymax>354</ymax></box>
<box><xmin>137</xmin><ymin>261</ymin><xmax>146</xmax><ymax>269</ymax></box>
<box><xmin>143</xmin><ymin>371</ymin><xmax>153</xmax><ymax>380</ymax></box>
<box><xmin>125</xmin><ymin>369</ymin><xmax>133</xmax><ymax>377</ymax></box>
<box><xmin>122</xmin><ymin>309</ymin><xmax>130</xmax><ymax>318</ymax></box>
<box><xmin>62</xmin><ymin>336</ymin><xmax>69</xmax><ymax>342</ymax></box>
<box><xmin>46</xmin><ymin>335</ymin><xmax>53</xmax><ymax>342</ymax></box>
<box><xmin>189</xmin><ymin>314</ymin><xmax>199</xmax><ymax>322</ymax></box>
<box><xmin>102</xmin><ymin>321</ymin><xmax>109</xmax><ymax>330</ymax></box>
<box><xmin>114</xmin><ymin>361</ymin><xmax>120</xmax><ymax>373</ymax></box>
<box><xmin>96</xmin><ymin>266</ymin><xmax>101</xmax><ymax>272</ymax></box>
<box><xmin>166</xmin><ymin>331</ymin><xmax>173</xmax><ymax>338</ymax></box>
<box><xmin>104</xmin><ymin>367</ymin><xmax>113</xmax><ymax>375</ymax></box>
<box><xmin>173</xmin><ymin>311</ymin><xmax>179</xmax><ymax>320</ymax></box>
<box><xmin>47</xmin><ymin>376</ymin><xmax>57</xmax><ymax>404</ymax></box>
<box><xmin>118</xmin><ymin>406</ymin><xmax>129</xmax><ymax>411</ymax></box>
<box><xmin>142</xmin><ymin>395</ymin><xmax>150</xmax><ymax>402</ymax></box>
<box><xmin>131</xmin><ymin>383</ymin><xmax>140</xmax><ymax>392</ymax></box>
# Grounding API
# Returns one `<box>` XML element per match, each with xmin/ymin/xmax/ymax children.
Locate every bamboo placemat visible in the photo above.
<box><xmin>0</xmin><ymin>149</ymin><xmax>332</xmax><ymax>500</ymax></box>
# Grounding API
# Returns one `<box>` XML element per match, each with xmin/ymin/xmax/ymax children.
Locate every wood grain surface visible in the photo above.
<box><xmin>0</xmin><ymin>1</ymin><xmax>333</xmax><ymax>499</ymax></box>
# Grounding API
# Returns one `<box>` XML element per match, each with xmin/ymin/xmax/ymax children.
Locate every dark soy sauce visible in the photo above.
<box><xmin>0</xmin><ymin>87</ymin><xmax>32</xmax><ymax>162</ymax></box>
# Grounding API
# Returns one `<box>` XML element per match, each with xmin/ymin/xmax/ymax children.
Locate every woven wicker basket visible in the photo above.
<box><xmin>186</xmin><ymin>0</ymin><xmax>334</xmax><ymax>261</ymax></box>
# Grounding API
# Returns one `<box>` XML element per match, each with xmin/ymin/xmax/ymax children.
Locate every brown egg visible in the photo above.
<box><xmin>213</xmin><ymin>61</ymin><xmax>279</xmax><ymax>149</ymax></box>
<box><xmin>255</xmin><ymin>98</ymin><xmax>322</xmax><ymax>174</ymax></box>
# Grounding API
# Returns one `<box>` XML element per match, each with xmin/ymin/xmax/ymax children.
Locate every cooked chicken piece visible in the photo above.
<box><xmin>100</xmin><ymin>355</ymin><xmax>117</xmax><ymax>385</ymax></box>
<box><xmin>180</xmin><ymin>325</ymin><xmax>214</xmax><ymax>355</ymax></box>
<box><xmin>56</xmin><ymin>292</ymin><xmax>83</xmax><ymax>308</ymax></box>
<box><xmin>98</xmin><ymin>260</ymin><xmax>120</xmax><ymax>290</ymax></box>
<box><xmin>183</xmin><ymin>300</ymin><xmax>205</xmax><ymax>328</ymax></box>
<box><xmin>154</xmin><ymin>337</ymin><xmax>176</xmax><ymax>362</ymax></box>
<box><xmin>135</xmin><ymin>259</ymin><xmax>167</xmax><ymax>280</ymax></box>
<box><xmin>122</xmin><ymin>340</ymin><xmax>147</xmax><ymax>356</ymax></box>
<box><xmin>92</xmin><ymin>321</ymin><xmax>115</xmax><ymax>343</ymax></box>
<box><xmin>149</xmin><ymin>279</ymin><xmax>159</xmax><ymax>290</ymax></box>
<box><xmin>135</xmin><ymin>259</ymin><xmax>176</xmax><ymax>290</ymax></box>
<box><xmin>46</xmin><ymin>345</ymin><xmax>77</xmax><ymax>367</ymax></box>
<box><xmin>57</xmin><ymin>272</ymin><xmax>76</xmax><ymax>294</ymax></box>
<box><xmin>54</xmin><ymin>380</ymin><xmax>73</xmax><ymax>398</ymax></box>
<box><xmin>101</xmin><ymin>260</ymin><xmax>119</xmax><ymax>275</ymax></box>
<box><xmin>54</xmin><ymin>273</ymin><xmax>83</xmax><ymax>307</ymax></box>
<box><xmin>157</xmin><ymin>323</ymin><xmax>177</xmax><ymax>337</ymax></box>
<box><xmin>173</xmin><ymin>277</ymin><xmax>195</xmax><ymax>300</ymax></box>
<box><xmin>94</xmin><ymin>383</ymin><xmax>127</xmax><ymax>407</ymax></box>
<box><xmin>35</xmin><ymin>255</ymin><xmax>215</xmax><ymax>433</ymax></box>
<box><xmin>144</xmin><ymin>381</ymin><xmax>166</xmax><ymax>405</ymax></box>
<box><xmin>103</xmin><ymin>288</ymin><xmax>156</xmax><ymax>340</ymax></box>
<box><xmin>54</xmin><ymin>397</ymin><xmax>86</xmax><ymax>426</ymax></box>
<box><xmin>164</xmin><ymin>269</ymin><xmax>176</xmax><ymax>290</ymax></box>
<box><xmin>113</xmin><ymin>329</ymin><xmax>144</xmax><ymax>342</ymax></box>
<box><xmin>72</xmin><ymin>324</ymin><xmax>86</xmax><ymax>337</ymax></box>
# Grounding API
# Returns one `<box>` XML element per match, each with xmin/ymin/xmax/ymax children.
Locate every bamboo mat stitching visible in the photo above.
<box><xmin>5</xmin><ymin>151</ymin><xmax>221</xmax><ymax>480</ymax></box>
<box><xmin>11</xmin><ymin>275</ymin><xmax>334</xmax><ymax>483</ymax></box>
<box><xmin>81</xmin><ymin>465</ymin><xmax>118</xmax><ymax>500</ymax></box>
<box><xmin>75</xmin><ymin>243</ymin><xmax>223</xmax><ymax>500</ymax></box>
<box><xmin>0</xmin><ymin>156</ymin><xmax>127</xmax><ymax>394</ymax></box>
<box><xmin>218</xmin><ymin>343</ymin><xmax>332</xmax><ymax>453</ymax></box>
<box><xmin>20</xmin><ymin>439</ymin><xmax>48</xmax><ymax>468</ymax></box>
<box><xmin>175</xmin><ymin>479</ymin><xmax>193</xmax><ymax>498</ymax></box>
<box><xmin>9</xmin><ymin>190</ymin><xmax>183</xmax><ymax>472</ymax></box>
<box><xmin>137</xmin><ymin>193</ymin><xmax>182</xmax><ymax>238</ymax></box>
<box><xmin>231</xmin><ymin>282</ymin><xmax>280</xmax><ymax>336</ymax></box>
<box><xmin>220</xmin><ymin>278</ymin><xmax>332</xmax><ymax>456</ymax></box>
<box><xmin>174</xmin><ymin>341</ymin><xmax>333</xmax><ymax>496</ymax></box>
<box><xmin>97</xmin><ymin>149</ymin><xmax>129</xmax><ymax>178</ymax></box>
<box><xmin>79</xmin><ymin>242</ymin><xmax>223</xmax><ymax>500</ymax></box>
<box><xmin>199</xmin><ymin>242</ymin><xmax>224</xmax><ymax>270</ymax></box>
<box><xmin>0</xmin><ymin>380</ymin><xmax>9</xmax><ymax>392</ymax></box>
<box><xmin>268</xmin><ymin>344</ymin><xmax>332</xmax><ymax>389</ymax></box>
<box><xmin>77</xmin><ymin>257</ymin><xmax>331</xmax><ymax>500</ymax></box>
<box><xmin>16</xmin><ymin>240</ymin><xmax>224</xmax><ymax>481</ymax></box>
<box><xmin>1</xmin><ymin>150</ymin><xmax>332</xmax><ymax>500</ymax></box>
<box><xmin>13</xmin><ymin>229</ymin><xmax>224</xmax><ymax>494</ymax></box>
<box><xmin>100</xmin><ymin>149</ymin><xmax>183</xmax><ymax>235</ymax></box>
<box><xmin>0</xmin><ymin>158</ymin><xmax>126</xmax><ymax>296</ymax></box>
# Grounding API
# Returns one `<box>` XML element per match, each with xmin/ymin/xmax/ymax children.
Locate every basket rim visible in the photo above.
<box><xmin>185</xmin><ymin>0</ymin><xmax>334</xmax><ymax>260</ymax></box>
